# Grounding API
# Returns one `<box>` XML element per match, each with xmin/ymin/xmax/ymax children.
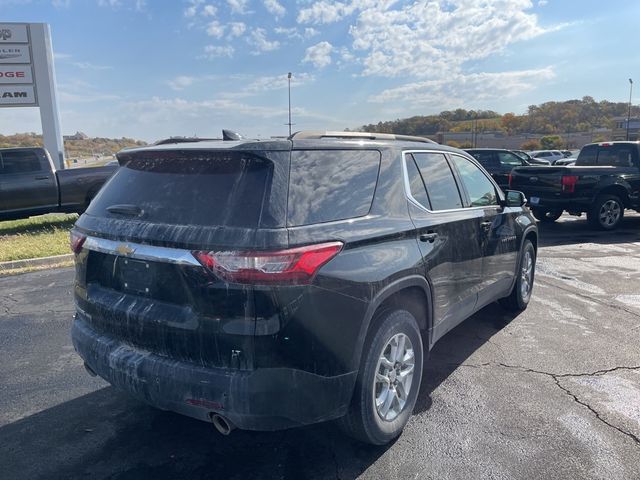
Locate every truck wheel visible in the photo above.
<box><xmin>531</xmin><ymin>207</ymin><xmax>562</xmax><ymax>223</ymax></box>
<box><xmin>499</xmin><ymin>240</ymin><xmax>536</xmax><ymax>312</ymax></box>
<box><xmin>338</xmin><ymin>309</ymin><xmax>423</xmax><ymax>445</ymax></box>
<box><xmin>588</xmin><ymin>194</ymin><xmax>624</xmax><ymax>230</ymax></box>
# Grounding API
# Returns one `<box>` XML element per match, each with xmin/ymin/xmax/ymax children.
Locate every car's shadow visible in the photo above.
<box><xmin>537</xmin><ymin>213</ymin><xmax>640</xmax><ymax>248</ymax></box>
<box><xmin>1</xmin><ymin>303</ymin><xmax>518</xmax><ymax>480</ymax></box>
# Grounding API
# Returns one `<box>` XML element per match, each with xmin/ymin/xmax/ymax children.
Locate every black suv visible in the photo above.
<box><xmin>71</xmin><ymin>131</ymin><xmax>538</xmax><ymax>445</ymax></box>
<box><xmin>464</xmin><ymin>148</ymin><xmax>540</xmax><ymax>190</ymax></box>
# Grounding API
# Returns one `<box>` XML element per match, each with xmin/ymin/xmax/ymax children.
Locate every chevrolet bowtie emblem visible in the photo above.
<box><xmin>116</xmin><ymin>244</ymin><xmax>135</xmax><ymax>256</ymax></box>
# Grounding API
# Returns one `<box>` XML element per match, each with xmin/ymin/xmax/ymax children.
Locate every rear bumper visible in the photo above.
<box><xmin>523</xmin><ymin>194</ymin><xmax>591</xmax><ymax>211</ymax></box>
<box><xmin>71</xmin><ymin>317</ymin><xmax>357</xmax><ymax>431</ymax></box>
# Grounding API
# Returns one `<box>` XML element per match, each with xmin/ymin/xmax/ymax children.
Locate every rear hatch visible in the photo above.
<box><xmin>73</xmin><ymin>146</ymin><xmax>290</xmax><ymax>370</ymax></box>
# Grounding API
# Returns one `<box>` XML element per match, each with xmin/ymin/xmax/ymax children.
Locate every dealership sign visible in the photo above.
<box><xmin>0</xmin><ymin>23</ymin><xmax>65</xmax><ymax>168</ymax></box>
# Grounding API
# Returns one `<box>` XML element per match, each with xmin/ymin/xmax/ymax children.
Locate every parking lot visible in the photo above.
<box><xmin>1</xmin><ymin>213</ymin><xmax>639</xmax><ymax>480</ymax></box>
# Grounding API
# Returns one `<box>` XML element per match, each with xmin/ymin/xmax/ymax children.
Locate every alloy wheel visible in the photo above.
<box><xmin>373</xmin><ymin>333</ymin><xmax>415</xmax><ymax>422</ymax></box>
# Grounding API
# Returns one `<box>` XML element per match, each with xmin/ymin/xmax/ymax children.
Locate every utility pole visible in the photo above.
<box><xmin>287</xmin><ymin>72</ymin><xmax>292</xmax><ymax>137</ymax></box>
<box><xmin>627</xmin><ymin>78</ymin><xmax>633</xmax><ymax>141</ymax></box>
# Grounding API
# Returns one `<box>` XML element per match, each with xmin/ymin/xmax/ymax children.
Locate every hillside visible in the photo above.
<box><xmin>0</xmin><ymin>133</ymin><xmax>146</xmax><ymax>159</ymax></box>
<box><xmin>360</xmin><ymin>96</ymin><xmax>640</xmax><ymax>136</ymax></box>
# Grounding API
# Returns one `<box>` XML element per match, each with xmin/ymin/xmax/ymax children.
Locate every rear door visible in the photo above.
<box><xmin>449</xmin><ymin>154</ymin><xmax>519</xmax><ymax>304</ymax></box>
<box><xmin>0</xmin><ymin>149</ymin><xmax>58</xmax><ymax>213</ymax></box>
<box><xmin>404</xmin><ymin>151</ymin><xmax>483</xmax><ymax>341</ymax></box>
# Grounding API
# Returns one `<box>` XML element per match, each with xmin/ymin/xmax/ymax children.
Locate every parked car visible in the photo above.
<box><xmin>465</xmin><ymin>148</ymin><xmax>532</xmax><ymax>189</ymax></box>
<box><xmin>0</xmin><ymin>147</ymin><xmax>117</xmax><ymax>221</ymax></box>
<box><xmin>71</xmin><ymin>130</ymin><xmax>538</xmax><ymax>445</ymax></box>
<box><xmin>512</xmin><ymin>150</ymin><xmax>551</xmax><ymax>166</ymax></box>
<box><xmin>510</xmin><ymin>141</ymin><xmax>640</xmax><ymax>229</ymax></box>
<box><xmin>530</xmin><ymin>150</ymin><xmax>565</xmax><ymax>164</ymax></box>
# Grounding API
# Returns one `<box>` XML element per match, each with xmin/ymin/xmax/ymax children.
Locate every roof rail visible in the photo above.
<box><xmin>289</xmin><ymin>130</ymin><xmax>437</xmax><ymax>144</ymax></box>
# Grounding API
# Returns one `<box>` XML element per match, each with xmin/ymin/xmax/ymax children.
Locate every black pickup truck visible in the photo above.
<box><xmin>510</xmin><ymin>142</ymin><xmax>640</xmax><ymax>229</ymax></box>
<box><xmin>0</xmin><ymin>147</ymin><xmax>117</xmax><ymax>221</ymax></box>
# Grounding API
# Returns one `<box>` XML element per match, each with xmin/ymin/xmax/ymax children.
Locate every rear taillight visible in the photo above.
<box><xmin>69</xmin><ymin>231</ymin><xmax>86</xmax><ymax>254</ymax></box>
<box><xmin>193</xmin><ymin>242</ymin><xmax>344</xmax><ymax>285</ymax></box>
<box><xmin>561</xmin><ymin>175</ymin><xmax>578</xmax><ymax>193</ymax></box>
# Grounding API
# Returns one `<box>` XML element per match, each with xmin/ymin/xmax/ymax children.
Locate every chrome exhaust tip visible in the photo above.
<box><xmin>210</xmin><ymin>413</ymin><xmax>235</xmax><ymax>435</ymax></box>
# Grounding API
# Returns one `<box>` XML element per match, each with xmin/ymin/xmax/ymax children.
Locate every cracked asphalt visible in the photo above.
<box><xmin>1</xmin><ymin>213</ymin><xmax>639</xmax><ymax>479</ymax></box>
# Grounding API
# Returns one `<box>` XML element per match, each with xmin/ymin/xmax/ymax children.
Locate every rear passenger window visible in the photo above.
<box><xmin>470</xmin><ymin>151</ymin><xmax>496</xmax><ymax>168</ymax></box>
<box><xmin>287</xmin><ymin>150</ymin><xmax>380</xmax><ymax>226</ymax></box>
<box><xmin>498</xmin><ymin>152</ymin><xmax>523</xmax><ymax>166</ymax></box>
<box><xmin>450</xmin><ymin>155</ymin><xmax>499</xmax><ymax>207</ymax></box>
<box><xmin>405</xmin><ymin>156</ymin><xmax>431</xmax><ymax>209</ymax></box>
<box><xmin>597</xmin><ymin>145</ymin><xmax>637</xmax><ymax>167</ymax></box>
<box><xmin>0</xmin><ymin>150</ymin><xmax>43</xmax><ymax>174</ymax></box>
<box><xmin>577</xmin><ymin>145</ymin><xmax>597</xmax><ymax>165</ymax></box>
<box><xmin>412</xmin><ymin>152</ymin><xmax>463</xmax><ymax>210</ymax></box>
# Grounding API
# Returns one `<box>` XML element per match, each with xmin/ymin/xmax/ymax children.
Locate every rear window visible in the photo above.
<box><xmin>87</xmin><ymin>151</ymin><xmax>274</xmax><ymax>228</ymax></box>
<box><xmin>287</xmin><ymin>150</ymin><xmax>380</xmax><ymax>226</ymax></box>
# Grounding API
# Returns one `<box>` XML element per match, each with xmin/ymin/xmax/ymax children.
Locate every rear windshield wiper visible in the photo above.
<box><xmin>106</xmin><ymin>204</ymin><xmax>144</xmax><ymax>217</ymax></box>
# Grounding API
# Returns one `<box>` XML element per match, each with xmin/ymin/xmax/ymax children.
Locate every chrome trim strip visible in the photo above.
<box><xmin>82</xmin><ymin>236</ymin><xmax>201</xmax><ymax>266</ymax></box>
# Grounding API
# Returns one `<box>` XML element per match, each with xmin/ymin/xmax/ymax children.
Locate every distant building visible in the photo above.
<box><xmin>63</xmin><ymin>131</ymin><xmax>89</xmax><ymax>141</ymax></box>
<box><xmin>612</xmin><ymin>117</ymin><xmax>640</xmax><ymax>141</ymax></box>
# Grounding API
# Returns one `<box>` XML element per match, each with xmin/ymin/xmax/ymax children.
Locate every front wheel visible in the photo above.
<box><xmin>499</xmin><ymin>240</ymin><xmax>536</xmax><ymax>312</ymax></box>
<box><xmin>338</xmin><ymin>309</ymin><xmax>423</xmax><ymax>445</ymax></box>
<box><xmin>587</xmin><ymin>194</ymin><xmax>624</xmax><ymax>230</ymax></box>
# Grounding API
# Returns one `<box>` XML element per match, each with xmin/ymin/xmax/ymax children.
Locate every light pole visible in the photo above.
<box><xmin>627</xmin><ymin>78</ymin><xmax>633</xmax><ymax>141</ymax></box>
<box><xmin>287</xmin><ymin>72</ymin><xmax>292</xmax><ymax>137</ymax></box>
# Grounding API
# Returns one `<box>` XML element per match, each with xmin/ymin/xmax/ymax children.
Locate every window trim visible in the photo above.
<box><xmin>401</xmin><ymin>149</ymin><xmax>504</xmax><ymax>213</ymax></box>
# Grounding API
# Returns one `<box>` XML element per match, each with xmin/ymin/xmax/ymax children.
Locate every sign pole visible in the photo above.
<box><xmin>30</xmin><ymin>23</ymin><xmax>65</xmax><ymax>169</ymax></box>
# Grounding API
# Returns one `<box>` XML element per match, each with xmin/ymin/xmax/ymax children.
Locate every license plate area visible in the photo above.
<box><xmin>118</xmin><ymin>257</ymin><xmax>155</xmax><ymax>296</ymax></box>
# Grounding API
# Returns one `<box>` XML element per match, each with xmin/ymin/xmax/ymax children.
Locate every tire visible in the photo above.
<box><xmin>587</xmin><ymin>194</ymin><xmax>624</xmax><ymax>230</ymax></box>
<box><xmin>499</xmin><ymin>240</ymin><xmax>536</xmax><ymax>312</ymax></box>
<box><xmin>531</xmin><ymin>207</ymin><xmax>562</xmax><ymax>223</ymax></box>
<box><xmin>338</xmin><ymin>309</ymin><xmax>423</xmax><ymax>445</ymax></box>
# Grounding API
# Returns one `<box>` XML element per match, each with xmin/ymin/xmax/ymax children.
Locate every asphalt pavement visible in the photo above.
<box><xmin>1</xmin><ymin>213</ymin><xmax>639</xmax><ymax>479</ymax></box>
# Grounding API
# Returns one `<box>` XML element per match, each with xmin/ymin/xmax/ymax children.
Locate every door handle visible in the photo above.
<box><xmin>480</xmin><ymin>221</ymin><xmax>492</xmax><ymax>231</ymax></box>
<box><xmin>419</xmin><ymin>232</ymin><xmax>438</xmax><ymax>243</ymax></box>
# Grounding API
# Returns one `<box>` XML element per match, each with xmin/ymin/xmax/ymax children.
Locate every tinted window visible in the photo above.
<box><xmin>0</xmin><ymin>150</ymin><xmax>43</xmax><ymax>174</ymax></box>
<box><xmin>576</xmin><ymin>145</ymin><xmax>597</xmax><ymax>165</ymax></box>
<box><xmin>468</xmin><ymin>151</ymin><xmax>497</xmax><ymax>169</ymax></box>
<box><xmin>451</xmin><ymin>155</ymin><xmax>499</xmax><ymax>207</ymax></box>
<box><xmin>498</xmin><ymin>152</ymin><xmax>523</xmax><ymax>166</ymax></box>
<box><xmin>287</xmin><ymin>150</ymin><xmax>380</xmax><ymax>226</ymax></box>
<box><xmin>405</xmin><ymin>156</ymin><xmax>431</xmax><ymax>209</ymax></box>
<box><xmin>412</xmin><ymin>152</ymin><xmax>462</xmax><ymax>210</ymax></box>
<box><xmin>596</xmin><ymin>144</ymin><xmax>638</xmax><ymax>167</ymax></box>
<box><xmin>87</xmin><ymin>152</ymin><xmax>274</xmax><ymax>227</ymax></box>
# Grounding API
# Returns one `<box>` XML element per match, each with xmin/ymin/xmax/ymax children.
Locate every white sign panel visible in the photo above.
<box><xmin>0</xmin><ymin>24</ymin><xmax>29</xmax><ymax>43</ymax></box>
<box><xmin>0</xmin><ymin>84</ymin><xmax>37</xmax><ymax>106</ymax></box>
<box><xmin>0</xmin><ymin>44</ymin><xmax>30</xmax><ymax>63</ymax></box>
<box><xmin>0</xmin><ymin>65</ymin><xmax>32</xmax><ymax>84</ymax></box>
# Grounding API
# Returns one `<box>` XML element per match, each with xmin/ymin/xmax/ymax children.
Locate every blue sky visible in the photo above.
<box><xmin>0</xmin><ymin>0</ymin><xmax>638</xmax><ymax>141</ymax></box>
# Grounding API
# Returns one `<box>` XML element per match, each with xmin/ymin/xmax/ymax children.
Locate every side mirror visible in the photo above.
<box><xmin>503</xmin><ymin>190</ymin><xmax>527</xmax><ymax>207</ymax></box>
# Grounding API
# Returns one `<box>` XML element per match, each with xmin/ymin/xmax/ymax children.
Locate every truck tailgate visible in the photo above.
<box><xmin>510</xmin><ymin>166</ymin><xmax>568</xmax><ymax>193</ymax></box>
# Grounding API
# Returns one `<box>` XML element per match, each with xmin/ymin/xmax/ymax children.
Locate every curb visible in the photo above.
<box><xmin>0</xmin><ymin>254</ymin><xmax>74</xmax><ymax>272</ymax></box>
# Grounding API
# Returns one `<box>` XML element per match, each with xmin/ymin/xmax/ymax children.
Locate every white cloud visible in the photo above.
<box><xmin>52</xmin><ymin>0</ymin><xmax>70</xmax><ymax>7</ymax></box>
<box><xmin>274</xmin><ymin>26</ymin><xmax>320</xmax><ymax>40</ymax></box>
<box><xmin>538</xmin><ymin>0</ymin><xmax>548</xmax><ymax>5</ymax></box>
<box><xmin>226</xmin><ymin>0</ymin><xmax>249</xmax><ymax>14</ymax></box>
<box><xmin>206</xmin><ymin>21</ymin><xmax>225</xmax><ymax>38</ymax></box>
<box><xmin>263</xmin><ymin>0</ymin><xmax>286</xmax><ymax>18</ymax></box>
<box><xmin>303</xmin><ymin>41</ymin><xmax>333</xmax><ymax>68</ymax></box>
<box><xmin>72</xmin><ymin>61</ymin><xmax>112</xmax><ymax>70</ymax></box>
<box><xmin>203</xmin><ymin>45</ymin><xmax>235</xmax><ymax>58</ymax></box>
<box><xmin>247</xmin><ymin>28</ymin><xmax>280</xmax><ymax>53</ymax></box>
<box><xmin>168</xmin><ymin>75</ymin><xmax>196</xmax><ymax>91</ymax></box>
<box><xmin>229</xmin><ymin>22</ymin><xmax>246</xmax><ymax>37</ymax></box>
<box><xmin>202</xmin><ymin>4</ymin><xmax>217</xmax><ymax>16</ymax></box>
<box><xmin>370</xmin><ymin>67</ymin><xmax>556</xmax><ymax>106</ymax></box>
<box><xmin>184</xmin><ymin>0</ymin><xmax>204</xmax><ymax>17</ymax></box>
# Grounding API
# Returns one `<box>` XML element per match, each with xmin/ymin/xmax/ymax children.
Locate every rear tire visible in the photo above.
<box><xmin>587</xmin><ymin>194</ymin><xmax>624</xmax><ymax>230</ymax></box>
<box><xmin>338</xmin><ymin>309</ymin><xmax>423</xmax><ymax>445</ymax></box>
<box><xmin>499</xmin><ymin>240</ymin><xmax>536</xmax><ymax>312</ymax></box>
<box><xmin>531</xmin><ymin>207</ymin><xmax>562</xmax><ymax>223</ymax></box>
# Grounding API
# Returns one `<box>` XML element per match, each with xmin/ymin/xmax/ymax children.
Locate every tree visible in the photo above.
<box><xmin>540</xmin><ymin>135</ymin><xmax>564</xmax><ymax>149</ymax></box>
<box><xmin>520</xmin><ymin>139</ymin><xmax>541</xmax><ymax>150</ymax></box>
<box><xmin>446</xmin><ymin>140</ymin><xmax>461</xmax><ymax>148</ymax></box>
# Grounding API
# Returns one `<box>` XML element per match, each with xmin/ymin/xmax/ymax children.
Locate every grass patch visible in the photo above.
<box><xmin>0</xmin><ymin>214</ymin><xmax>78</xmax><ymax>262</ymax></box>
